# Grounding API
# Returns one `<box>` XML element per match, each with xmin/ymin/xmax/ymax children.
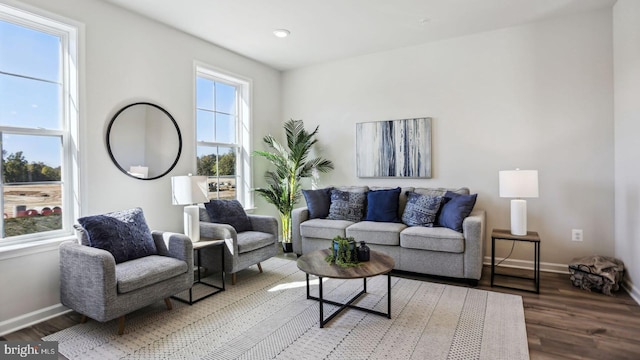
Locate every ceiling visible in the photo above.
<box><xmin>101</xmin><ymin>0</ymin><xmax>616</xmax><ymax>71</ymax></box>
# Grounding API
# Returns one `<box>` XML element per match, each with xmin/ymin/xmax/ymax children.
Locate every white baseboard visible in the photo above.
<box><xmin>483</xmin><ymin>256</ymin><xmax>569</xmax><ymax>274</ymax></box>
<box><xmin>0</xmin><ymin>303</ymin><xmax>71</xmax><ymax>337</ymax></box>
<box><xmin>622</xmin><ymin>279</ymin><xmax>640</xmax><ymax>305</ymax></box>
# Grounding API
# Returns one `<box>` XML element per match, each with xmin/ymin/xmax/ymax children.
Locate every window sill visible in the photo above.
<box><xmin>0</xmin><ymin>235</ymin><xmax>76</xmax><ymax>261</ymax></box>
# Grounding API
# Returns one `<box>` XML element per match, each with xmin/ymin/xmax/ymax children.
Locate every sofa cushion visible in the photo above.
<box><xmin>346</xmin><ymin>221</ymin><xmax>407</xmax><ymax>246</ymax></box>
<box><xmin>300</xmin><ymin>218</ymin><xmax>353</xmax><ymax>239</ymax></box>
<box><xmin>115</xmin><ymin>255</ymin><xmax>188</xmax><ymax>294</ymax></box>
<box><xmin>437</xmin><ymin>191</ymin><xmax>478</xmax><ymax>232</ymax></box>
<box><xmin>401</xmin><ymin>192</ymin><xmax>443</xmax><ymax>227</ymax></box>
<box><xmin>364</xmin><ymin>187</ymin><xmax>401</xmax><ymax>222</ymax></box>
<box><xmin>400</xmin><ymin>226</ymin><xmax>465</xmax><ymax>253</ymax></box>
<box><xmin>302</xmin><ymin>187</ymin><xmax>332</xmax><ymax>219</ymax></box>
<box><xmin>78</xmin><ymin>207</ymin><xmax>157</xmax><ymax>264</ymax></box>
<box><xmin>328</xmin><ymin>189</ymin><xmax>367</xmax><ymax>222</ymax></box>
<box><xmin>204</xmin><ymin>199</ymin><xmax>252</xmax><ymax>232</ymax></box>
<box><xmin>237</xmin><ymin>231</ymin><xmax>275</xmax><ymax>254</ymax></box>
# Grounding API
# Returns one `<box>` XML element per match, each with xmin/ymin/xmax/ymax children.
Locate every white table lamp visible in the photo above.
<box><xmin>172</xmin><ymin>175</ymin><xmax>209</xmax><ymax>242</ymax></box>
<box><xmin>499</xmin><ymin>169</ymin><xmax>539</xmax><ymax>236</ymax></box>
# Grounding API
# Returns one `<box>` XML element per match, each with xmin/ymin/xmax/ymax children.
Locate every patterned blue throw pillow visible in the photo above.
<box><xmin>78</xmin><ymin>207</ymin><xmax>157</xmax><ymax>264</ymax></box>
<box><xmin>327</xmin><ymin>189</ymin><xmax>367</xmax><ymax>222</ymax></box>
<box><xmin>402</xmin><ymin>191</ymin><xmax>443</xmax><ymax>227</ymax></box>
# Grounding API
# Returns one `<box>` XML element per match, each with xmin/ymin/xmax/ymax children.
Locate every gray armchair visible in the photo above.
<box><xmin>59</xmin><ymin>231</ymin><xmax>193</xmax><ymax>335</ymax></box>
<box><xmin>199</xmin><ymin>208</ymin><xmax>277</xmax><ymax>285</ymax></box>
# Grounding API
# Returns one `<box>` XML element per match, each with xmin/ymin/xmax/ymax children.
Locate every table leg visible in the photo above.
<box><xmin>306</xmin><ymin>273</ymin><xmax>310</xmax><ymax>299</ymax></box>
<box><xmin>535</xmin><ymin>241</ymin><xmax>540</xmax><ymax>293</ymax></box>
<box><xmin>319</xmin><ymin>276</ymin><xmax>324</xmax><ymax>328</ymax></box>
<box><xmin>491</xmin><ymin>237</ymin><xmax>495</xmax><ymax>287</ymax></box>
<box><xmin>221</xmin><ymin>244</ymin><xmax>225</xmax><ymax>291</ymax></box>
<box><xmin>363</xmin><ymin>277</ymin><xmax>367</xmax><ymax>293</ymax></box>
<box><xmin>387</xmin><ymin>272</ymin><xmax>391</xmax><ymax>318</ymax></box>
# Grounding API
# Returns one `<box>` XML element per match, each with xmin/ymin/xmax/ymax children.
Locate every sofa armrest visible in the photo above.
<box><xmin>151</xmin><ymin>231</ymin><xmax>193</xmax><ymax>273</ymax></box>
<box><xmin>462</xmin><ymin>209</ymin><xmax>486</xmax><ymax>280</ymax></box>
<box><xmin>200</xmin><ymin>221</ymin><xmax>238</xmax><ymax>255</ymax></box>
<box><xmin>59</xmin><ymin>241</ymin><xmax>117</xmax><ymax>318</ymax></box>
<box><xmin>248</xmin><ymin>215</ymin><xmax>278</xmax><ymax>237</ymax></box>
<box><xmin>292</xmin><ymin>207</ymin><xmax>309</xmax><ymax>255</ymax></box>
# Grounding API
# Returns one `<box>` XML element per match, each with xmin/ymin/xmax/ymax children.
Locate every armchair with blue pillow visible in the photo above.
<box><xmin>197</xmin><ymin>200</ymin><xmax>278</xmax><ymax>285</ymax></box>
<box><xmin>59</xmin><ymin>208</ymin><xmax>193</xmax><ymax>335</ymax></box>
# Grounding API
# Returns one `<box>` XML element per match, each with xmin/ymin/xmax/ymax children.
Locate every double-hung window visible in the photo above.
<box><xmin>195</xmin><ymin>65</ymin><xmax>252</xmax><ymax>207</ymax></box>
<box><xmin>0</xmin><ymin>4</ymin><xmax>79</xmax><ymax>246</ymax></box>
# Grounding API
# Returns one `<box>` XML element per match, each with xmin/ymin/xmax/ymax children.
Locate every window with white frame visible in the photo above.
<box><xmin>195</xmin><ymin>65</ymin><xmax>251</xmax><ymax>207</ymax></box>
<box><xmin>0</xmin><ymin>4</ymin><xmax>78</xmax><ymax>245</ymax></box>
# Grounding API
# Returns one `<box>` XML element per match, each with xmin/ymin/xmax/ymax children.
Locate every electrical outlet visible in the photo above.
<box><xmin>572</xmin><ymin>229</ymin><xmax>583</xmax><ymax>242</ymax></box>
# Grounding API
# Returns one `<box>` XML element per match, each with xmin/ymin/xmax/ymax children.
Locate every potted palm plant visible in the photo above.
<box><xmin>254</xmin><ymin>119</ymin><xmax>334</xmax><ymax>252</ymax></box>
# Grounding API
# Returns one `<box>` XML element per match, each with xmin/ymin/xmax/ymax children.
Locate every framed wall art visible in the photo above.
<box><xmin>356</xmin><ymin>117</ymin><xmax>432</xmax><ymax>178</ymax></box>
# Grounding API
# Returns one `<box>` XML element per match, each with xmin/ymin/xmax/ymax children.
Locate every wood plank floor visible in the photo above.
<box><xmin>2</xmin><ymin>256</ymin><xmax>639</xmax><ymax>360</ymax></box>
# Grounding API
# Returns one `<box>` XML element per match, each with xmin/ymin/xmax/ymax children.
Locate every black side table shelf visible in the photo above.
<box><xmin>173</xmin><ymin>238</ymin><xmax>225</xmax><ymax>305</ymax></box>
<box><xmin>491</xmin><ymin>229</ymin><xmax>540</xmax><ymax>294</ymax></box>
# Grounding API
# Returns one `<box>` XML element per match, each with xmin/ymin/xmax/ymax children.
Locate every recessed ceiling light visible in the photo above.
<box><xmin>273</xmin><ymin>29</ymin><xmax>290</xmax><ymax>38</ymax></box>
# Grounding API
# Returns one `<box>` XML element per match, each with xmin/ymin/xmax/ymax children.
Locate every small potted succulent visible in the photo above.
<box><xmin>325</xmin><ymin>236</ymin><xmax>360</xmax><ymax>267</ymax></box>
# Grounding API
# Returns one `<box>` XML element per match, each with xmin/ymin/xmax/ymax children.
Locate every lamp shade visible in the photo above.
<box><xmin>499</xmin><ymin>170</ymin><xmax>539</xmax><ymax>198</ymax></box>
<box><xmin>171</xmin><ymin>175</ymin><xmax>209</xmax><ymax>205</ymax></box>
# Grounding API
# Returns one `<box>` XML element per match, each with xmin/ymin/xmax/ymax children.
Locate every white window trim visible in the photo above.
<box><xmin>0</xmin><ymin>2</ymin><xmax>81</xmax><ymax>249</ymax></box>
<box><xmin>194</xmin><ymin>62</ymin><xmax>253</xmax><ymax>209</ymax></box>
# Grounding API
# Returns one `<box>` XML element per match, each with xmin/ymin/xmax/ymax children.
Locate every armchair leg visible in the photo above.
<box><xmin>118</xmin><ymin>316</ymin><xmax>125</xmax><ymax>335</ymax></box>
<box><xmin>80</xmin><ymin>315</ymin><xmax>88</xmax><ymax>324</ymax></box>
<box><xmin>258</xmin><ymin>262</ymin><xmax>263</xmax><ymax>273</ymax></box>
<box><xmin>232</xmin><ymin>273</ymin><xmax>237</xmax><ymax>285</ymax></box>
<box><xmin>164</xmin><ymin>298</ymin><xmax>173</xmax><ymax>310</ymax></box>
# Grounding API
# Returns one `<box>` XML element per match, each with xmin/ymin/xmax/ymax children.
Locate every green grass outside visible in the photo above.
<box><xmin>4</xmin><ymin>214</ymin><xmax>62</xmax><ymax>237</ymax></box>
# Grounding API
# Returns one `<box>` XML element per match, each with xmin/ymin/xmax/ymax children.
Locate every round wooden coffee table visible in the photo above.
<box><xmin>297</xmin><ymin>248</ymin><xmax>395</xmax><ymax>328</ymax></box>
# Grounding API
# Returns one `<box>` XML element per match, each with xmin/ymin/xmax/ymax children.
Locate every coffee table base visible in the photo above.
<box><xmin>305</xmin><ymin>273</ymin><xmax>391</xmax><ymax>328</ymax></box>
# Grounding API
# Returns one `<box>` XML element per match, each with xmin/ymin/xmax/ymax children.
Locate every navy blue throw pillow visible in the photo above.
<box><xmin>327</xmin><ymin>189</ymin><xmax>367</xmax><ymax>222</ymax></box>
<box><xmin>365</xmin><ymin>187</ymin><xmax>401</xmax><ymax>222</ymax></box>
<box><xmin>402</xmin><ymin>191</ymin><xmax>443</xmax><ymax>227</ymax></box>
<box><xmin>204</xmin><ymin>199</ymin><xmax>252</xmax><ymax>232</ymax></box>
<box><xmin>437</xmin><ymin>191</ymin><xmax>478</xmax><ymax>232</ymax></box>
<box><xmin>302</xmin><ymin>187</ymin><xmax>333</xmax><ymax>219</ymax></box>
<box><xmin>78</xmin><ymin>207</ymin><xmax>157</xmax><ymax>264</ymax></box>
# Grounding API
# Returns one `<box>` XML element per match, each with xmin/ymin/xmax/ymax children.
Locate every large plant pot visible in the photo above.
<box><xmin>282</xmin><ymin>242</ymin><xmax>293</xmax><ymax>253</ymax></box>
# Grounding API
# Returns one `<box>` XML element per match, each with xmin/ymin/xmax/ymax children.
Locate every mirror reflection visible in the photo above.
<box><xmin>106</xmin><ymin>102</ymin><xmax>182</xmax><ymax>180</ymax></box>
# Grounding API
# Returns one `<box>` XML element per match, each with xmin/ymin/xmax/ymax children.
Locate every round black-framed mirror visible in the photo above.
<box><xmin>106</xmin><ymin>102</ymin><xmax>182</xmax><ymax>180</ymax></box>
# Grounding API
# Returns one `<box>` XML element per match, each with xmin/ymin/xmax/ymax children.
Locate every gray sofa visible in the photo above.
<box><xmin>292</xmin><ymin>186</ymin><xmax>485</xmax><ymax>283</ymax></box>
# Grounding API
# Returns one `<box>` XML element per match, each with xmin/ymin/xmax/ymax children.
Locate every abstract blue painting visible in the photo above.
<box><xmin>356</xmin><ymin>118</ymin><xmax>432</xmax><ymax>178</ymax></box>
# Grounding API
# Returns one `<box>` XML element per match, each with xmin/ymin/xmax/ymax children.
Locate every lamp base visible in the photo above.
<box><xmin>510</xmin><ymin>199</ymin><xmax>527</xmax><ymax>236</ymax></box>
<box><xmin>183</xmin><ymin>205</ymin><xmax>200</xmax><ymax>242</ymax></box>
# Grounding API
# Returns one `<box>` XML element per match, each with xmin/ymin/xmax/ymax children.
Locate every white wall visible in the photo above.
<box><xmin>0</xmin><ymin>0</ymin><xmax>280</xmax><ymax>335</ymax></box>
<box><xmin>283</xmin><ymin>9</ymin><xmax>614</xmax><ymax>269</ymax></box>
<box><xmin>614</xmin><ymin>0</ymin><xmax>640</xmax><ymax>302</ymax></box>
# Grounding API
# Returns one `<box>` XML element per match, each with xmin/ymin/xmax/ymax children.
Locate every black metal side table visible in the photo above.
<box><xmin>491</xmin><ymin>229</ymin><xmax>540</xmax><ymax>294</ymax></box>
<box><xmin>173</xmin><ymin>238</ymin><xmax>225</xmax><ymax>305</ymax></box>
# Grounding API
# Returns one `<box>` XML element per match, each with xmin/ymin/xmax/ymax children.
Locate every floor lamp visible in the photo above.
<box><xmin>172</xmin><ymin>175</ymin><xmax>209</xmax><ymax>242</ymax></box>
<box><xmin>499</xmin><ymin>169</ymin><xmax>539</xmax><ymax>236</ymax></box>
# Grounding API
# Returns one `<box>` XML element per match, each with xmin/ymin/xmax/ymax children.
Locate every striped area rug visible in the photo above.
<box><xmin>44</xmin><ymin>257</ymin><xmax>529</xmax><ymax>359</ymax></box>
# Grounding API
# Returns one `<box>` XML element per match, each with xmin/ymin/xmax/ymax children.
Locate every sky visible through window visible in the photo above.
<box><xmin>0</xmin><ymin>19</ymin><xmax>62</xmax><ymax>167</ymax></box>
<box><xmin>196</xmin><ymin>76</ymin><xmax>236</xmax><ymax>156</ymax></box>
